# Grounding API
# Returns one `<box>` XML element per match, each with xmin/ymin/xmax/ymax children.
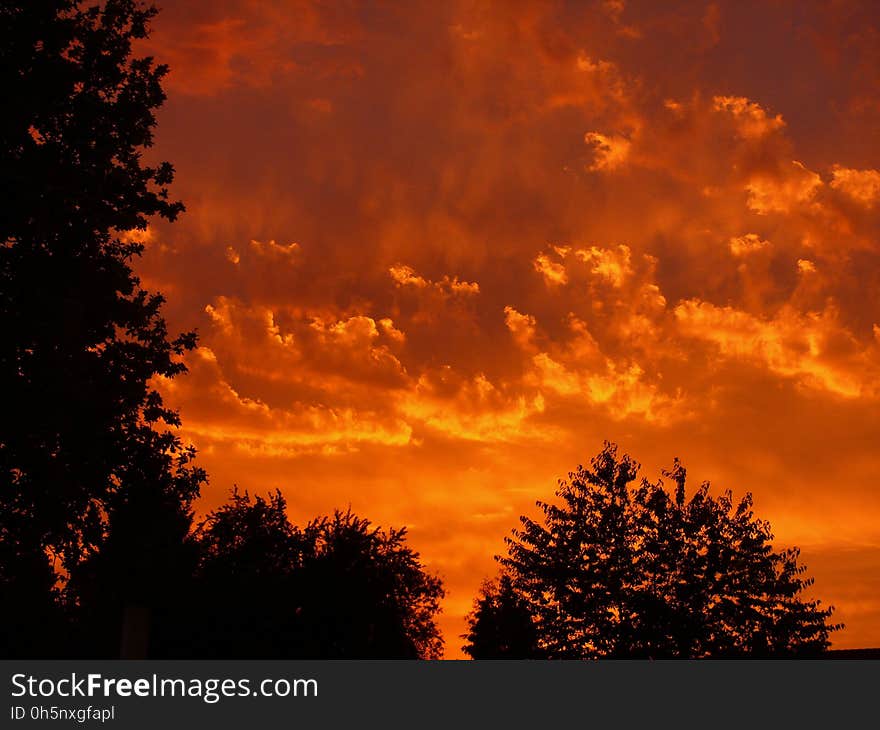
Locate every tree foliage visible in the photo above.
<box><xmin>462</xmin><ymin>574</ymin><xmax>542</xmax><ymax>659</ymax></box>
<box><xmin>187</xmin><ymin>489</ymin><xmax>446</xmax><ymax>659</ymax></box>
<box><xmin>465</xmin><ymin>443</ymin><xmax>839</xmax><ymax>659</ymax></box>
<box><xmin>0</xmin><ymin>0</ymin><xmax>203</xmax><ymax>656</ymax></box>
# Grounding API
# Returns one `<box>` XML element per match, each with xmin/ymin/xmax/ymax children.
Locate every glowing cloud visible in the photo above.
<box><xmin>584</xmin><ymin>131</ymin><xmax>632</xmax><ymax>170</ymax></box>
<box><xmin>713</xmin><ymin>96</ymin><xmax>785</xmax><ymax>139</ymax></box>
<box><xmin>746</xmin><ymin>161</ymin><xmax>823</xmax><ymax>214</ymax></box>
<box><xmin>830</xmin><ymin>166</ymin><xmax>880</xmax><ymax>207</ymax></box>
<box><xmin>139</xmin><ymin>0</ymin><xmax>880</xmax><ymax>654</ymax></box>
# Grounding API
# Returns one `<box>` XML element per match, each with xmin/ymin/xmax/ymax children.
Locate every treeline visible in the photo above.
<box><xmin>0</xmin><ymin>1</ymin><xmax>839</xmax><ymax>661</ymax></box>
<box><xmin>66</xmin><ymin>491</ymin><xmax>444</xmax><ymax>659</ymax></box>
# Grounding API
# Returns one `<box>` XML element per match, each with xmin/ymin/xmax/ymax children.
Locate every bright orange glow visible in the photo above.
<box><xmin>138</xmin><ymin>1</ymin><xmax>880</xmax><ymax>655</ymax></box>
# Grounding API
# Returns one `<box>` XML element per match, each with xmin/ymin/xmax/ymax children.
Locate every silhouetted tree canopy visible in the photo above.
<box><xmin>464</xmin><ymin>443</ymin><xmax>840</xmax><ymax>659</ymax></box>
<box><xmin>186</xmin><ymin>489</ymin><xmax>446</xmax><ymax>659</ymax></box>
<box><xmin>462</xmin><ymin>575</ymin><xmax>542</xmax><ymax>659</ymax></box>
<box><xmin>0</xmin><ymin>0</ymin><xmax>203</xmax><ymax>656</ymax></box>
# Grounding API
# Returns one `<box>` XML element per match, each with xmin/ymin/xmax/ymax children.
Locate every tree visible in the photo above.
<box><xmin>188</xmin><ymin>489</ymin><xmax>446</xmax><ymax>659</ymax></box>
<box><xmin>462</xmin><ymin>574</ymin><xmax>542</xmax><ymax>659</ymax></box>
<box><xmin>0</xmin><ymin>0</ymin><xmax>203</xmax><ymax>656</ymax></box>
<box><xmin>465</xmin><ymin>443</ymin><xmax>839</xmax><ymax>659</ymax></box>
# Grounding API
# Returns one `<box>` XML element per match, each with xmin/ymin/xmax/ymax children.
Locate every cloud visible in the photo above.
<box><xmin>797</xmin><ymin>259</ymin><xmax>817</xmax><ymax>275</ymax></box>
<box><xmin>574</xmin><ymin>245</ymin><xmax>634</xmax><ymax>287</ymax></box>
<box><xmin>830</xmin><ymin>166</ymin><xmax>880</xmax><ymax>207</ymax></box>
<box><xmin>400</xmin><ymin>369</ymin><xmax>549</xmax><ymax>443</ymax></box>
<box><xmin>533</xmin><ymin>249</ymin><xmax>569</xmax><ymax>286</ymax></box>
<box><xmin>729</xmin><ymin>233</ymin><xmax>770</xmax><ymax>256</ymax></box>
<box><xmin>388</xmin><ymin>264</ymin><xmax>480</xmax><ymax>295</ymax></box>
<box><xmin>140</xmin><ymin>0</ymin><xmax>880</xmax><ymax>655</ymax></box>
<box><xmin>505</xmin><ymin>304</ymin><xmax>683</xmax><ymax>424</ymax></box>
<box><xmin>713</xmin><ymin>95</ymin><xmax>785</xmax><ymax>139</ymax></box>
<box><xmin>157</xmin><ymin>347</ymin><xmax>414</xmax><ymax>456</ymax></box>
<box><xmin>248</xmin><ymin>239</ymin><xmax>300</xmax><ymax>259</ymax></box>
<box><xmin>202</xmin><ymin>297</ymin><xmax>409</xmax><ymax>390</ymax></box>
<box><xmin>674</xmin><ymin>300</ymin><xmax>876</xmax><ymax>398</ymax></box>
<box><xmin>746</xmin><ymin>161</ymin><xmax>823</xmax><ymax>214</ymax></box>
<box><xmin>584</xmin><ymin>131</ymin><xmax>632</xmax><ymax>170</ymax></box>
<box><xmin>503</xmin><ymin>306</ymin><xmax>537</xmax><ymax>350</ymax></box>
<box><xmin>529</xmin><ymin>351</ymin><xmax>679</xmax><ymax>422</ymax></box>
<box><xmin>144</xmin><ymin>2</ymin><xmax>361</xmax><ymax>96</ymax></box>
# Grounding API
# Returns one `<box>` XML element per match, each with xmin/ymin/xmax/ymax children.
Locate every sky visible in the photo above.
<box><xmin>135</xmin><ymin>0</ymin><xmax>880</xmax><ymax>655</ymax></box>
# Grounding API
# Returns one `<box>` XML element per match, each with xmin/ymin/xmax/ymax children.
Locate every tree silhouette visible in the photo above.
<box><xmin>462</xmin><ymin>575</ymin><xmax>542</xmax><ymax>659</ymax></box>
<box><xmin>64</xmin><ymin>455</ymin><xmax>203</xmax><ymax>658</ymax></box>
<box><xmin>464</xmin><ymin>443</ymin><xmax>839</xmax><ymax>659</ymax></box>
<box><xmin>187</xmin><ymin>489</ymin><xmax>446</xmax><ymax>659</ymax></box>
<box><xmin>0</xmin><ymin>0</ymin><xmax>203</xmax><ymax>656</ymax></box>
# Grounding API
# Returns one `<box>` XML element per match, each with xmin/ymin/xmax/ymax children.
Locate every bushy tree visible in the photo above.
<box><xmin>462</xmin><ymin>574</ymin><xmax>542</xmax><ymax>659</ymax></box>
<box><xmin>0</xmin><ymin>0</ymin><xmax>203</xmax><ymax>656</ymax></box>
<box><xmin>188</xmin><ymin>490</ymin><xmax>446</xmax><ymax>659</ymax></box>
<box><xmin>465</xmin><ymin>443</ymin><xmax>839</xmax><ymax>659</ymax></box>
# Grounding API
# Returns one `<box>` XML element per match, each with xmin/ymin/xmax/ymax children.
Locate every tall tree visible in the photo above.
<box><xmin>0</xmin><ymin>1</ymin><xmax>203</xmax><ymax>656</ymax></box>
<box><xmin>466</xmin><ymin>443</ymin><xmax>839</xmax><ymax>659</ymax></box>
<box><xmin>189</xmin><ymin>490</ymin><xmax>446</xmax><ymax>659</ymax></box>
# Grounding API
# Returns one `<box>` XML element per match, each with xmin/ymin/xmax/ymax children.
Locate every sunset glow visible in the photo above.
<box><xmin>137</xmin><ymin>0</ymin><xmax>880</xmax><ymax>655</ymax></box>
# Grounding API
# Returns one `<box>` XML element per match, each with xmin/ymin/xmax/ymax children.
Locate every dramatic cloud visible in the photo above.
<box><xmin>830</xmin><ymin>165</ymin><xmax>880</xmax><ymax>207</ymax></box>
<box><xmin>713</xmin><ymin>95</ymin><xmax>786</xmax><ymax>139</ymax></box>
<box><xmin>140</xmin><ymin>0</ymin><xmax>880</xmax><ymax>654</ymax></box>
<box><xmin>746</xmin><ymin>161</ymin><xmax>823</xmax><ymax>214</ymax></box>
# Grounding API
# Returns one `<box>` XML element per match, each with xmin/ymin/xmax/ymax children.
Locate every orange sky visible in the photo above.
<box><xmin>136</xmin><ymin>0</ymin><xmax>880</xmax><ymax>656</ymax></box>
